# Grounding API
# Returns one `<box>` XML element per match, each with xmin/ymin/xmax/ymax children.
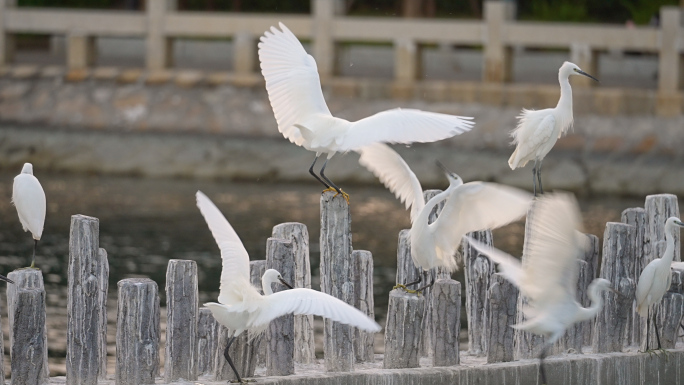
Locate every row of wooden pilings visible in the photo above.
<box><xmin>1</xmin><ymin>190</ymin><xmax>683</xmax><ymax>383</ymax></box>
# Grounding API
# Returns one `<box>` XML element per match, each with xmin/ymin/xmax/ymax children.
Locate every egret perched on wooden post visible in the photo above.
<box><xmin>358</xmin><ymin>143</ymin><xmax>532</xmax><ymax>280</ymax></box>
<box><xmin>195</xmin><ymin>191</ymin><xmax>381</xmax><ymax>382</ymax></box>
<box><xmin>258</xmin><ymin>23</ymin><xmax>474</xmax><ymax>202</ymax></box>
<box><xmin>465</xmin><ymin>193</ymin><xmax>615</xmax><ymax>385</ymax></box>
<box><xmin>508</xmin><ymin>61</ymin><xmax>598</xmax><ymax>196</ymax></box>
<box><xmin>12</xmin><ymin>162</ymin><xmax>46</xmax><ymax>268</ymax></box>
<box><xmin>635</xmin><ymin>216</ymin><xmax>684</xmax><ymax>353</ymax></box>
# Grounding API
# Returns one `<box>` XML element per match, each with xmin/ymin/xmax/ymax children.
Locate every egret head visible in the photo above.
<box><xmin>665</xmin><ymin>217</ymin><xmax>684</xmax><ymax>233</ymax></box>
<box><xmin>436</xmin><ymin>161</ymin><xmax>463</xmax><ymax>187</ymax></box>
<box><xmin>20</xmin><ymin>163</ymin><xmax>33</xmax><ymax>175</ymax></box>
<box><xmin>561</xmin><ymin>61</ymin><xmax>599</xmax><ymax>83</ymax></box>
<box><xmin>262</xmin><ymin>269</ymin><xmax>293</xmax><ymax>292</ymax></box>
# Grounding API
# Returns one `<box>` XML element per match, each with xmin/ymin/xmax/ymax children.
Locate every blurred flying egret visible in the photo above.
<box><xmin>196</xmin><ymin>191</ymin><xmax>381</xmax><ymax>382</ymax></box>
<box><xmin>466</xmin><ymin>193</ymin><xmax>614</xmax><ymax>385</ymax></box>
<box><xmin>12</xmin><ymin>163</ymin><xmax>46</xmax><ymax>268</ymax></box>
<box><xmin>258</xmin><ymin>23</ymin><xmax>474</xmax><ymax>202</ymax></box>
<box><xmin>508</xmin><ymin>61</ymin><xmax>598</xmax><ymax>196</ymax></box>
<box><xmin>635</xmin><ymin>216</ymin><xmax>684</xmax><ymax>352</ymax></box>
<box><xmin>358</xmin><ymin>143</ymin><xmax>532</xmax><ymax>278</ymax></box>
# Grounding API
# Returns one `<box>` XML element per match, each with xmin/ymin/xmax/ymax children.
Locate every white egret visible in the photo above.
<box><xmin>465</xmin><ymin>193</ymin><xmax>614</xmax><ymax>385</ymax></box>
<box><xmin>358</xmin><ymin>143</ymin><xmax>532</xmax><ymax>278</ymax></box>
<box><xmin>258</xmin><ymin>23</ymin><xmax>474</xmax><ymax>202</ymax></box>
<box><xmin>12</xmin><ymin>163</ymin><xmax>46</xmax><ymax>268</ymax></box>
<box><xmin>196</xmin><ymin>191</ymin><xmax>381</xmax><ymax>382</ymax></box>
<box><xmin>635</xmin><ymin>216</ymin><xmax>684</xmax><ymax>352</ymax></box>
<box><xmin>508</xmin><ymin>61</ymin><xmax>598</xmax><ymax>196</ymax></box>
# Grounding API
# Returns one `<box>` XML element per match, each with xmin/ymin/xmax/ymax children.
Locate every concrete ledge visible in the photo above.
<box><xmin>42</xmin><ymin>349</ymin><xmax>684</xmax><ymax>384</ymax></box>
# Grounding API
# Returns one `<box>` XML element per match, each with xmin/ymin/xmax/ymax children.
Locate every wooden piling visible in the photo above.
<box><xmin>272</xmin><ymin>222</ymin><xmax>315</xmax><ymax>364</ymax></box>
<box><xmin>266</xmin><ymin>238</ymin><xmax>295</xmax><ymax>376</ymax></box>
<box><xmin>11</xmin><ymin>288</ymin><xmax>48</xmax><ymax>385</ymax></box>
<box><xmin>67</xmin><ymin>214</ymin><xmax>107</xmax><ymax>385</ymax></box>
<box><xmin>622</xmin><ymin>208</ymin><xmax>646</xmax><ymax>347</ymax></box>
<box><xmin>463</xmin><ymin>229</ymin><xmax>495</xmax><ymax>356</ymax></box>
<box><xmin>97</xmin><ymin>249</ymin><xmax>109</xmax><ymax>380</ymax></box>
<box><xmin>645</xmin><ymin>194</ymin><xmax>680</xmax><ymax>264</ymax></box>
<box><xmin>647</xmin><ymin>292</ymin><xmax>684</xmax><ymax>349</ymax></box>
<box><xmin>6</xmin><ymin>269</ymin><xmax>46</xmax><ymax>358</ymax></box>
<box><xmin>486</xmin><ymin>274</ymin><xmax>518</xmax><ymax>363</ymax></box>
<box><xmin>384</xmin><ymin>289</ymin><xmax>424</xmax><ymax>369</ymax></box>
<box><xmin>116</xmin><ymin>278</ymin><xmax>160</xmax><ymax>385</ymax></box>
<box><xmin>165</xmin><ymin>259</ymin><xmax>198</xmax><ymax>382</ymax></box>
<box><xmin>352</xmin><ymin>250</ymin><xmax>375</xmax><ymax>363</ymax></box>
<box><xmin>431</xmin><ymin>279</ymin><xmax>461</xmax><ymax>367</ymax></box>
<box><xmin>592</xmin><ymin>222</ymin><xmax>637</xmax><ymax>353</ymax></box>
<box><xmin>320</xmin><ymin>191</ymin><xmax>354</xmax><ymax>372</ymax></box>
<box><xmin>250</xmin><ymin>260</ymin><xmax>267</xmax><ymax>368</ymax></box>
<box><xmin>580</xmin><ymin>234</ymin><xmax>600</xmax><ymax>348</ymax></box>
<box><xmin>197</xmin><ymin>308</ymin><xmax>219</xmax><ymax>376</ymax></box>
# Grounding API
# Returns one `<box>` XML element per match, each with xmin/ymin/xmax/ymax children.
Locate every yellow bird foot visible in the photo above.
<box><xmin>392</xmin><ymin>284</ymin><xmax>420</xmax><ymax>295</ymax></box>
<box><xmin>322</xmin><ymin>188</ymin><xmax>350</xmax><ymax>204</ymax></box>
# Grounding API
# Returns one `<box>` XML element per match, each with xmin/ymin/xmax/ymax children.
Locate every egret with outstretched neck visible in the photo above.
<box><xmin>196</xmin><ymin>191</ymin><xmax>381</xmax><ymax>382</ymax></box>
<box><xmin>466</xmin><ymin>193</ymin><xmax>614</xmax><ymax>385</ymax></box>
<box><xmin>12</xmin><ymin>163</ymin><xmax>46</xmax><ymax>269</ymax></box>
<box><xmin>508</xmin><ymin>61</ymin><xmax>598</xmax><ymax>196</ymax></box>
<box><xmin>635</xmin><ymin>216</ymin><xmax>684</xmax><ymax>352</ymax></box>
<box><xmin>258</xmin><ymin>23</ymin><xmax>474</xmax><ymax>202</ymax></box>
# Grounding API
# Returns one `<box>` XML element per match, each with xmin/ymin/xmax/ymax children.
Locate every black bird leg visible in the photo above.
<box><xmin>31</xmin><ymin>239</ymin><xmax>37</xmax><ymax>269</ymax></box>
<box><xmin>537</xmin><ymin>160</ymin><xmax>544</xmax><ymax>195</ymax></box>
<box><xmin>532</xmin><ymin>160</ymin><xmax>538</xmax><ymax>197</ymax></box>
<box><xmin>319</xmin><ymin>158</ymin><xmax>343</xmax><ymax>195</ymax></box>
<box><xmin>413</xmin><ymin>275</ymin><xmax>435</xmax><ymax>293</ymax></box>
<box><xmin>308</xmin><ymin>154</ymin><xmax>330</xmax><ymax>189</ymax></box>
<box><xmin>539</xmin><ymin>344</ymin><xmax>550</xmax><ymax>385</ymax></box>
<box><xmin>223</xmin><ymin>336</ymin><xmax>243</xmax><ymax>383</ymax></box>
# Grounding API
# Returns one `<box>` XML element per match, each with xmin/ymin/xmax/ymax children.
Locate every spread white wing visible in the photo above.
<box><xmin>251</xmin><ymin>288</ymin><xmax>381</xmax><ymax>333</ymax></box>
<box><xmin>357</xmin><ymin>143</ymin><xmax>424</xmax><ymax>223</ymax></box>
<box><xmin>196</xmin><ymin>191</ymin><xmax>251</xmax><ymax>304</ymax></box>
<box><xmin>258</xmin><ymin>22</ymin><xmax>332</xmax><ymax>146</ymax></box>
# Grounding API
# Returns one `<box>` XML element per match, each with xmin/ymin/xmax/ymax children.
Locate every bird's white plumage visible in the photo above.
<box><xmin>197</xmin><ymin>191</ymin><xmax>381</xmax><ymax>339</ymax></box>
<box><xmin>357</xmin><ymin>143</ymin><xmax>531</xmax><ymax>272</ymax></box>
<box><xmin>258</xmin><ymin>23</ymin><xmax>474</xmax><ymax>155</ymax></box>
<box><xmin>12</xmin><ymin>163</ymin><xmax>46</xmax><ymax>240</ymax></box>
<box><xmin>509</xmin><ymin>111</ymin><xmax>557</xmax><ymax>169</ymax></box>
<box><xmin>465</xmin><ymin>193</ymin><xmax>610</xmax><ymax>344</ymax></box>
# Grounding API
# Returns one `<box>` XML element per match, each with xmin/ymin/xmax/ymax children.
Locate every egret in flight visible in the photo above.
<box><xmin>635</xmin><ymin>217</ymin><xmax>684</xmax><ymax>352</ymax></box>
<box><xmin>196</xmin><ymin>191</ymin><xmax>381</xmax><ymax>382</ymax></box>
<box><xmin>508</xmin><ymin>61</ymin><xmax>598</xmax><ymax>196</ymax></box>
<box><xmin>12</xmin><ymin>163</ymin><xmax>46</xmax><ymax>268</ymax></box>
<box><xmin>358</xmin><ymin>143</ymin><xmax>532</xmax><ymax>278</ymax></box>
<box><xmin>258</xmin><ymin>23</ymin><xmax>474</xmax><ymax>202</ymax></box>
<box><xmin>466</xmin><ymin>193</ymin><xmax>614</xmax><ymax>385</ymax></box>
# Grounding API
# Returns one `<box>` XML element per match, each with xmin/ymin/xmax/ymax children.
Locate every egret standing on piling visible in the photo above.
<box><xmin>635</xmin><ymin>216</ymin><xmax>684</xmax><ymax>352</ymax></box>
<box><xmin>258</xmin><ymin>23</ymin><xmax>474</xmax><ymax>202</ymax></box>
<box><xmin>196</xmin><ymin>191</ymin><xmax>381</xmax><ymax>382</ymax></box>
<box><xmin>12</xmin><ymin>163</ymin><xmax>46</xmax><ymax>268</ymax></box>
<box><xmin>508</xmin><ymin>61</ymin><xmax>598</xmax><ymax>196</ymax></box>
<box><xmin>358</xmin><ymin>143</ymin><xmax>532</xmax><ymax>276</ymax></box>
<box><xmin>466</xmin><ymin>193</ymin><xmax>615</xmax><ymax>385</ymax></box>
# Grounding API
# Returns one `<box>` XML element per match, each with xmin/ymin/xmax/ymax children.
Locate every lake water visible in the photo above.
<box><xmin>0</xmin><ymin>171</ymin><xmax>646</xmax><ymax>375</ymax></box>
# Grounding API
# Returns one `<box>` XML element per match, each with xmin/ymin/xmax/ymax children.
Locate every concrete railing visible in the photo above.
<box><xmin>0</xmin><ymin>1</ymin><xmax>683</xmax><ymax>112</ymax></box>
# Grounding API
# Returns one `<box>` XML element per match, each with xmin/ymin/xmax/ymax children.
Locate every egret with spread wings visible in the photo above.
<box><xmin>358</xmin><ymin>143</ymin><xmax>532</xmax><ymax>279</ymax></box>
<box><xmin>258</xmin><ymin>23</ymin><xmax>474</xmax><ymax>202</ymax></box>
<box><xmin>196</xmin><ymin>191</ymin><xmax>381</xmax><ymax>382</ymax></box>
<box><xmin>465</xmin><ymin>193</ymin><xmax>614</xmax><ymax>385</ymax></box>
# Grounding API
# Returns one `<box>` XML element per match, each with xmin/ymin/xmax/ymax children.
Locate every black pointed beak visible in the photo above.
<box><xmin>576</xmin><ymin>69</ymin><xmax>599</xmax><ymax>83</ymax></box>
<box><xmin>0</xmin><ymin>275</ymin><xmax>14</xmax><ymax>285</ymax></box>
<box><xmin>278</xmin><ymin>277</ymin><xmax>293</xmax><ymax>289</ymax></box>
<box><xmin>436</xmin><ymin>161</ymin><xmax>454</xmax><ymax>177</ymax></box>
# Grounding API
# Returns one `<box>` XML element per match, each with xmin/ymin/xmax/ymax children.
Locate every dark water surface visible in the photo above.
<box><xmin>0</xmin><ymin>172</ymin><xmax>645</xmax><ymax>375</ymax></box>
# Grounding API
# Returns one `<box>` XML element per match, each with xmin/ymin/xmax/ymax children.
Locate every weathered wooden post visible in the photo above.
<box><xmin>116</xmin><ymin>278</ymin><xmax>160</xmax><ymax>385</ymax></box>
<box><xmin>463</xmin><ymin>229</ymin><xmax>495</xmax><ymax>356</ymax></box>
<box><xmin>67</xmin><ymin>214</ymin><xmax>108</xmax><ymax>385</ymax></box>
<box><xmin>214</xmin><ymin>261</ymin><xmax>265</xmax><ymax>381</ymax></box>
<box><xmin>165</xmin><ymin>259</ymin><xmax>198</xmax><ymax>382</ymax></box>
<box><xmin>384</xmin><ymin>289</ymin><xmax>424</xmax><ymax>369</ymax></box>
<box><xmin>592</xmin><ymin>223</ymin><xmax>637</xmax><ymax>353</ymax></box>
<box><xmin>6</xmin><ymin>269</ymin><xmax>47</xmax><ymax>369</ymax></box>
<box><xmin>11</xmin><ymin>287</ymin><xmax>48</xmax><ymax>385</ymax></box>
<box><xmin>272</xmin><ymin>223</ymin><xmax>315</xmax><ymax>364</ymax></box>
<box><xmin>580</xmin><ymin>234</ymin><xmax>600</xmax><ymax>347</ymax></box>
<box><xmin>197</xmin><ymin>308</ymin><xmax>219</xmax><ymax>376</ymax></box>
<box><xmin>352</xmin><ymin>250</ymin><xmax>375</xmax><ymax>362</ymax></box>
<box><xmin>645</xmin><ymin>194</ymin><xmax>680</xmax><ymax>264</ymax></box>
<box><xmin>622</xmin><ymin>208</ymin><xmax>646</xmax><ymax>347</ymax></box>
<box><xmin>649</xmin><ymin>292</ymin><xmax>684</xmax><ymax>349</ymax></box>
<box><xmin>320</xmin><ymin>191</ymin><xmax>354</xmax><ymax>372</ymax></box>
<box><xmin>486</xmin><ymin>274</ymin><xmax>518</xmax><ymax>363</ymax></box>
<box><xmin>266</xmin><ymin>238</ymin><xmax>295</xmax><ymax>376</ymax></box>
<box><xmin>432</xmin><ymin>279</ymin><xmax>461</xmax><ymax>367</ymax></box>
